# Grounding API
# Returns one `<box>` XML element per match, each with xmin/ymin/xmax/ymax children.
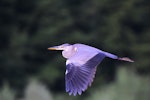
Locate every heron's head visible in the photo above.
<box><xmin>48</xmin><ymin>43</ymin><xmax>71</xmax><ymax>51</ymax></box>
<box><xmin>48</xmin><ymin>43</ymin><xmax>76</xmax><ymax>58</ymax></box>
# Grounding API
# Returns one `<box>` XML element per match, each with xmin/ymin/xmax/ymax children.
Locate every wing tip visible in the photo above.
<box><xmin>67</xmin><ymin>90</ymin><xmax>82</xmax><ymax>96</ymax></box>
<box><xmin>66</xmin><ymin>85</ymin><xmax>87</xmax><ymax>96</ymax></box>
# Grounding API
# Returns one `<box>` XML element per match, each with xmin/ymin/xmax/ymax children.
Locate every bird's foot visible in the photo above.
<box><xmin>118</xmin><ymin>57</ymin><xmax>134</xmax><ymax>62</ymax></box>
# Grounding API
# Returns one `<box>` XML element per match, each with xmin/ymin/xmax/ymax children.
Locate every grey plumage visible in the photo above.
<box><xmin>48</xmin><ymin>43</ymin><xmax>134</xmax><ymax>96</ymax></box>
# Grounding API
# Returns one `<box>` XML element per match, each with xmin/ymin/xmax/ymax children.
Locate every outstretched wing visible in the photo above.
<box><xmin>65</xmin><ymin>53</ymin><xmax>105</xmax><ymax>96</ymax></box>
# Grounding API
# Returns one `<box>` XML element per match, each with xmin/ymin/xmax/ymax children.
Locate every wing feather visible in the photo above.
<box><xmin>65</xmin><ymin>53</ymin><xmax>105</xmax><ymax>96</ymax></box>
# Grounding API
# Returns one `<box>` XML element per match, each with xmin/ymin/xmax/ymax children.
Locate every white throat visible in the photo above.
<box><xmin>62</xmin><ymin>46</ymin><xmax>77</xmax><ymax>59</ymax></box>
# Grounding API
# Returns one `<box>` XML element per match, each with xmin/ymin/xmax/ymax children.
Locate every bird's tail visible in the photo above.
<box><xmin>118</xmin><ymin>57</ymin><xmax>134</xmax><ymax>62</ymax></box>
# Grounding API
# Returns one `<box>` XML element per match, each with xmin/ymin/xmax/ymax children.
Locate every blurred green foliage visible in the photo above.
<box><xmin>24</xmin><ymin>79</ymin><xmax>53</xmax><ymax>100</ymax></box>
<box><xmin>0</xmin><ymin>83</ymin><xmax>15</xmax><ymax>100</ymax></box>
<box><xmin>87</xmin><ymin>67</ymin><xmax>150</xmax><ymax>100</ymax></box>
<box><xmin>0</xmin><ymin>0</ymin><xmax>150</xmax><ymax>99</ymax></box>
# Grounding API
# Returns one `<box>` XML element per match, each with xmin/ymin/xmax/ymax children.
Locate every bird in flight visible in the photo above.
<box><xmin>48</xmin><ymin>43</ymin><xmax>134</xmax><ymax>96</ymax></box>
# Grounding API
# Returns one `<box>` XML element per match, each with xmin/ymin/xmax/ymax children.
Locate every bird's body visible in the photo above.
<box><xmin>65</xmin><ymin>44</ymin><xmax>101</xmax><ymax>64</ymax></box>
<box><xmin>48</xmin><ymin>43</ymin><xmax>134</xmax><ymax>96</ymax></box>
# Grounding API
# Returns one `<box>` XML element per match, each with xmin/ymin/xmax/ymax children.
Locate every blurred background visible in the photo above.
<box><xmin>0</xmin><ymin>0</ymin><xmax>150</xmax><ymax>100</ymax></box>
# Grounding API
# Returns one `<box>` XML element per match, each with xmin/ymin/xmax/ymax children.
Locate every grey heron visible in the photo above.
<box><xmin>48</xmin><ymin>43</ymin><xmax>134</xmax><ymax>96</ymax></box>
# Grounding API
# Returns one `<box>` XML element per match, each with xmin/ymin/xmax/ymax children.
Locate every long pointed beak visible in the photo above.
<box><xmin>48</xmin><ymin>46</ymin><xmax>63</xmax><ymax>50</ymax></box>
<box><xmin>48</xmin><ymin>46</ymin><xmax>58</xmax><ymax>50</ymax></box>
